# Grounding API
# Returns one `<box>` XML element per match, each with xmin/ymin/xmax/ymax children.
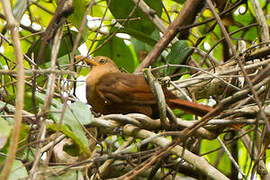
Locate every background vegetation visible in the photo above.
<box><xmin>1</xmin><ymin>0</ymin><xmax>270</xmax><ymax>179</ymax></box>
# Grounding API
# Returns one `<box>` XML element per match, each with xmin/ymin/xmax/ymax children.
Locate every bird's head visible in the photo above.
<box><xmin>77</xmin><ymin>56</ymin><xmax>117</xmax><ymax>67</ymax></box>
<box><xmin>76</xmin><ymin>55</ymin><xmax>120</xmax><ymax>75</ymax></box>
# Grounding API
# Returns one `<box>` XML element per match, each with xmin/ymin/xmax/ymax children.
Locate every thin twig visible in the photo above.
<box><xmin>0</xmin><ymin>1</ymin><xmax>25</xmax><ymax>179</ymax></box>
<box><xmin>0</xmin><ymin>69</ymin><xmax>76</xmax><ymax>75</ymax></box>
<box><xmin>217</xmin><ymin>137</ymin><xmax>247</xmax><ymax>179</ymax></box>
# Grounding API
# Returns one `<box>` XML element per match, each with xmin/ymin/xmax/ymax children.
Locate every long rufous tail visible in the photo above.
<box><xmin>168</xmin><ymin>99</ymin><xmax>213</xmax><ymax>117</ymax></box>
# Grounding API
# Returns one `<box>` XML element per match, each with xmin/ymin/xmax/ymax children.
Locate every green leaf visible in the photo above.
<box><xmin>234</xmin><ymin>8</ymin><xmax>254</xmax><ymax>26</ymax></box>
<box><xmin>47</xmin><ymin>124</ymin><xmax>89</xmax><ymax>155</ymax></box>
<box><xmin>0</xmin><ymin>117</ymin><xmax>12</xmax><ymax>149</ymax></box>
<box><xmin>69</xmin><ymin>0</ymin><xmax>87</xmax><ymax>29</ymax></box>
<box><xmin>238</xmin><ymin>140</ymin><xmax>250</xmax><ymax>174</ymax></box>
<box><xmin>244</xmin><ymin>27</ymin><xmax>258</xmax><ymax>42</ymax></box>
<box><xmin>201</xmin><ymin>138</ymin><xmax>231</xmax><ymax>175</ymax></box>
<box><xmin>13</xmin><ymin>0</ymin><xmax>27</xmax><ymax>21</ymax></box>
<box><xmin>130</xmin><ymin>28</ymin><xmax>160</xmax><ymax>55</ymax></box>
<box><xmin>69</xmin><ymin>0</ymin><xmax>89</xmax><ymax>40</ymax></box>
<box><xmin>35</xmin><ymin>93</ymin><xmax>92</xmax><ymax>155</ymax></box>
<box><xmin>91</xmin><ymin>1</ymin><xmax>107</xmax><ymax>17</ymax></box>
<box><xmin>27</xmin><ymin>30</ymin><xmax>82</xmax><ymax>64</ymax></box>
<box><xmin>29</xmin><ymin>1</ymin><xmax>55</xmax><ymax>26</ymax></box>
<box><xmin>8</xmin><ymin>160</ymin><xmax>28</xmax><ymax>180</ymax></box>
<box><xmin>0</xmin><ymin>157</ymin><xmax>28</xmax><ymax>180</ymax></box>
<box><xmin>50</xmin><ymin>104</ymin><xmax>91</xmax><ymax>155</ymax></box>
<box><xmin>107</xmin><ymin>0</ymin><xmax>162</xmax><ymax>34</ymax></box>
<box><xmin>165</xmin><ymin>40</ymin><xmax>192</xmax><ymax>75</ymax></box>
<box><xmin>120</xmin><ymin>27</ymin><xmax>157</xmax><ymax>46</ymax></box>
<box><xmin>69</xmin><ymin>102</ymin><xmax>93</xmax><ymax>125</ymax></box>
<box><xmin>94</xmin><ymin>36</ymin><xmax>138</xmax><ymax>72</ymax></box>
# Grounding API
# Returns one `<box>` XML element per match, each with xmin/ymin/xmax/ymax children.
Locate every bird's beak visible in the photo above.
<box><xmin>84</xmin><ymin>58</ymin><xmax>99</xmax><ymax>66</ymax></box>
<box><xmin>75</xmin><ymin>56</ymin><xmax>99</xmax><ymax>66</ymax></box>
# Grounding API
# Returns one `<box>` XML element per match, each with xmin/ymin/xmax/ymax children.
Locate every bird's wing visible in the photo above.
<box><xmin>95</xmin><ymin>73</ymin><xmax>156</xmax><ymax>105</ymax></box>
<box><xmin>94</xmin><ymin>72</ymin><xmax>213</xmax><ymax>117</ymax></box>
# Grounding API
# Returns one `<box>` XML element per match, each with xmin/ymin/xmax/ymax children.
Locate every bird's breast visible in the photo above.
<box><xmin>86</xmin><ymin>84</ymin><xmax>106</xmax><ymax>113</ymax></box>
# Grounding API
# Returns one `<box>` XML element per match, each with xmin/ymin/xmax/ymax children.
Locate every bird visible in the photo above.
<box><xmin>80</xmin><ymin>56</ymin><xmax>213</xmax><ymax>118</ymax></box>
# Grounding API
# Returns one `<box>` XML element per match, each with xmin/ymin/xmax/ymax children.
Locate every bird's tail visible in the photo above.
<box><xmin>167</xmin><ymin>99</ymin><xmax>213</xmax><ymax>117</ymax></box>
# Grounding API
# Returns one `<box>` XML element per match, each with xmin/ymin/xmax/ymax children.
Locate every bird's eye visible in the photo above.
<box><xmin>99</xmin><ymin>59</ymin><xmax>107</xmax><ymax>64</ymax></box>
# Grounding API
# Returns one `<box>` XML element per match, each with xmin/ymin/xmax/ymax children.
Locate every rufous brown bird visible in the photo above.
<box><xmin>82</xmin><ymin>56</ymin><xmax>213</xmax><ymax>118</ymax></box>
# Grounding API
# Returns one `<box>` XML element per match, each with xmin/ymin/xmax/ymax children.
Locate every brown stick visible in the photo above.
<box><xmin>134</xmin><ymin>0</ymin><xmax>204</xmax><ymax>73</ymax></box>
<box><xmin>0</xmin><ymin>1</ymin><xmax>25</xmax><ymax>179</ymax></box>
